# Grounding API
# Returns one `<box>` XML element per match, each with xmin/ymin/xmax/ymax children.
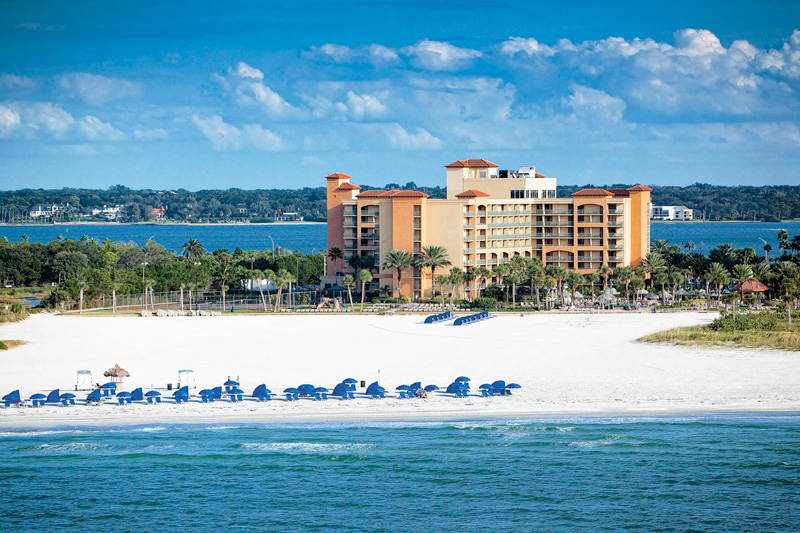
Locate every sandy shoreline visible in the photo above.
<box><xmin>2</xmin><ymin>312</ymin><xmax>799</xmax><ymax>430</ymax></box>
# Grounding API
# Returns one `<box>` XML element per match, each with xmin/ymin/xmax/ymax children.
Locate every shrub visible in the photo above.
<box><xmin>0</xmin><ymin>341</ymin><xmax>6</xmax><ymax>350</ymax></box>
<box><xmin>708</xmin><ymin>312</ymin><xmax>779</xmax><ymax>332</ymax></box>
<box><xmin>471</xmin><ymin>297</ymin><xmax>498</xmax><ymax>310</ymax></box>
<box><xmin>10</xmin><ymin>303</ymin><xmax>23</xmax><ymax>314</ymax></box>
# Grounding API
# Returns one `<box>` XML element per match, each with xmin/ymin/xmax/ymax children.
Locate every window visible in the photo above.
<box><xmin>546</xmin><ymin>189</ymin><xmax>556</xmax><ymax>199</ymax></box>
<box><xmin>479</xmin><ymin>171</ymin><xmax>487</xmax><ymax>178</ymax></box>
<box><xmin>526</xmin><ymin>190</ymin><xmax>539</xmax><ymax>199</ymax></box>
<box><xmin>510</xmin><ymin>190</ymin><xmax>524</xmax><ymax>199</ymax></box>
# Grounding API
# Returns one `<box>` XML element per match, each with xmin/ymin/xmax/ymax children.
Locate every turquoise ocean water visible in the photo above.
<box><xmin>1</xmin><ymin>415</ymin><xmax>799</xmax><ymax>531</ymax></box>
<box><xmin>1</xmin><ymin>221</ymin><xmax>799</xmax><ymax>253</ymax></box>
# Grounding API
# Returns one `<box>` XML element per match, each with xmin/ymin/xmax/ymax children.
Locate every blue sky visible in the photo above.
<box><xmin>1</xmin><ymin>0</ymin><xmax>799</xmax><ymax>190</ymax></box>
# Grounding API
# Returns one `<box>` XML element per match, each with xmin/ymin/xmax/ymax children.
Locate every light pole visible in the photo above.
<box><xmin>141</xmin><ymin>262</ymin><xmax>148</xmax><ymax>310</ymax></box>
<box><xmin>267</xmin><ymin>236</ymin><xmax>275</xmax><ymax>255</ymax></box>
<box><xmin>193</xmin><ymin>261</ymin><xmax>201</xmax><ymax>313</ymax></box>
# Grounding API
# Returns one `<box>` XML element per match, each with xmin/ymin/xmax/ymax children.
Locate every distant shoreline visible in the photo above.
<box><xmin>0</xmin><ymin>221</ymin><xmax>326</xmax><ymax>227</ymax></box>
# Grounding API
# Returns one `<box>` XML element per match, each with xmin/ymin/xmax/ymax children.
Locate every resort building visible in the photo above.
<box><xmin>650</xmin><ymin>205</ymin><xmax>693</xmax><ymax>221</ymax></box>
<box><xmin>323</xmin><ymin>160</ymin><xmax>652</xmax><ymax>299</ymax></box>
<box><xmin>29</xmin><ymin>203</ymin><xmax>71</xmax><ymax>219</ymax></box>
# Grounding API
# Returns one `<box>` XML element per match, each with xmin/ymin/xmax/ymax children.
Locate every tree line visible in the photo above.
<box><xmin>2</xmin><ymin>182</ymin><xmax>799</xmax><ymax>223</ymax></box>
<box><xmin>0</xmin><ymin>235</ymin><xmax>325</xmax><ymax>312</ymax></box>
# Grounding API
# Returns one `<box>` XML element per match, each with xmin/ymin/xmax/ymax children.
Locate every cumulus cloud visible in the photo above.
<box><xmin>402</xmin><ymin>40</ymin><xmax>482</xmax><ymax>71</ymax></box>
<box><xmin>386</xmin><ymin>123</ymin><xmax>442</xmax><ymax>149</ymax></box>
<box><xmin>212</xmin><ymin>62</ymin><xmax>300</xmax><ymax>119</ymax></box>
<box><xmin>14</xmin><ymin>102</ymin><xmax>76</xmax><ymax>136</ymax></box>
<box><xmin>192</xmin><ymin>114</ymin><xmax>286</xmax><ymax>151</ymax></box>
<box><xmin>566</xmin><ymin>85</ymin><xmax>626</xmax><ymax>123</ymax></box>
<box><xmin>59</xmin><ymin>73</ymin><xmax>142</xmax><ymax>106</ymax></box>
<box><xmin>78</xmin><ymin>115</ymin><xmax>124</xmax><ymax>141</ymax></box>
<box><xmin>134</xmin><ymin>127</ymin><xmax>169</xmax><ymax>141</ymax></box>
<box><xmin>499</xmin><ymin>37</ymin><xmax>556</xmax><ymax>57</ymax></box>
<box><xmin>0</xmin><ymin>74</ymin><xmax>35</xmax><ymax>91</ymax></box>
<box><xmin>0</xmin><ymin>105</ymin><xmax>21</xmax><ymax>137</ymax></box>
<box><xmin>303</xmin><ymin>43</ymin><xmax>401</xmax><ymax>67</ymax></box>
<box><xmin>345</xmin><ymin>91</ymin><xmax>387</xmax><ymax>120</ymax></box>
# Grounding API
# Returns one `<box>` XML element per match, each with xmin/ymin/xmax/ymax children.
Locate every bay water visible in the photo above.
<box><xmin>1</xmin><ymin>221</ymin><xmax>799</xmax><ymax>254</ymax></box>
<box><xmin>1</xmin><ymin>415</ymin><xmax>799</xmax><ymax>531</ymax></box>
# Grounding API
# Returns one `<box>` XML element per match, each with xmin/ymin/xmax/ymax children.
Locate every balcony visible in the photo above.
<box><xmin>464</xmin><ymin>236</ymin><xmax>475</xmax><ymax>242</ymax></box>
<box><xmin>413</xmin><ymin>223</ymin><xmax>421</xmax><ymax>229</ymax></box>
<box><xmin>487</xmin><ymin>210</ymin><xmax>532</xmax><ymax>216</ymax></box>
<box><xmin>532</xmin><ymin>209</ymin><xmax>574</xmax><ymax>215</ymax></box>
<box><xmin>464</xmin><ymin>260</ymin><xmax>475</xmax><ymax>266</ymax></box>
<box><xmin>464</xmin><ymin>247</ymin><xmax>475</xmax><ymax>254</ymax></box>
<box><xmin>577</xmin><ymin>232</ymin><xmax>603</xmax><ymax>238</ymax></box>
<box><xmin>608</xmin><ymin>232</ymin><xmax>624</xmax><ymax>238</ymax></box>
<box><xmin>608</xmin><ymin>220</ymin><xmax>624</xmax><ymax>227</ymax></box>
<box><xmin>463</xmin><ymin>223</ymin><xmax>475</xmax><ymax>229</ymax></box>
<box><xmin>541</xmin><ymin>222</ymin><xmax>573</xmax><ymax>227</ymax></box>
<box><xmin>488</xmin><ymin>222</ymin><xmax>530</xmax><ymax>228</ymax></box>
<box><xmin>608</xmin><ymin>244</ymin><xmax>624</xmax><ymax>250</ymax></box>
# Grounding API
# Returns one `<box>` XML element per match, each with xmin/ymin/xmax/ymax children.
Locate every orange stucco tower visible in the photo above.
<box><xmin>626</xmin><ymin>185</ymin><xmax>652</xmax><ymax>268</ymax></box>
<box><xmin>325</xmin><ymin>173</ymin><xmax>360</xmax><ymax>277</ymax></box>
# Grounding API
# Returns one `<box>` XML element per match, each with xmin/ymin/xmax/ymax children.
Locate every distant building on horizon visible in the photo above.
<box><xmin>650</xmin><ymin>205</ymin><xmax>693</xmax><ymax>221</ymax></box>
<box><xmin>323</xmin><ymin>159</ymin><xmax>652</xmax><ymax>299</ymax></box>
<box><xmin>29</xmin><ymin>203</ymin><xmax>71</xmax><ymax>219</ymax></box>
<box><xmin>277</xmin><ymin>212</ymin><xmax>304</xmax><ymax>222</ymax></box>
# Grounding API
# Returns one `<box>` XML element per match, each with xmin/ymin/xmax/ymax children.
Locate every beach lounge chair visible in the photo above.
<box><xmin>366</xmin><ymin>381</ymin><xmax>386</xmax><ymax>399</ymax></box>
<box><xmin>60</xmin><ymin>393</ymin><xmax>77</xmax><ymax>406</ymax></box>
<box><xmin>2</xmin><ymin>390</ymin><xmax>22</xmax><ymax>407</ymax></box>
<box><xmin>479</xmin><ymin>384</ymin><xmax>495</xmax><ymax>397</ymax></box>
<box><xmin>46</xmin><ymin>389</ymin><xmax>62</xmax><ymax>406</ymax></box>
<box><xmin>173</xmin><ymin>386</ymin><xmax>190</xmax><ymax>404</ymax></box>
<box><xmin>252</xmin><ymin>384</ymin><xmax>273</xmax><ymax>401</ymax></box>
<box><xmin>284</xmin><ymin>387</ymin><xmax>300</xmax><ymax>401</ymax></box>
<box><xmin>332</xmin><ymin>383</ymin><xmax>350</xmax><ymax>400</ymax></box>
<box><xmin>297</xmin><ymin>384</ymin><xmax>315</xmax><ymax>397</ymax></box>
<box><xmin>228</xmin><ymin>387</ymin><xmax>244</xmax><ymax>402</ymax></box>
<box><xmin>491</xmin><ymin>380</ymin><xmax>507</xmax><ymax>396</ymax></box>
<box><xmin>116</xmin><ymin>392</ymin><xmax>132</xmax><ymax>405</ymax></box>
<box><xmin>223</xmin><ymin>379</ymin><xmax>239</xmax><ymax>394</ymax></box>
<box><xmin>131</xmin><ymin>388</ymin><xmax>144</xmax><ymax>402</ymax></box>
<box><xmin>200</xmin><ymin>389</ymin><xmax>216</xmax><ymax>403</ymax></box>
<box><xmin>396</xmin><ymin>385</ymin><xmax>411</xmax><ymax>398</ymax></box>
<box><xmin>85</xmin><ymin>390</ymin><xmax>102</xmax><ymax>405</ymax></box>
<box><xmin>101</xmin><ymin>383</ymin><xmax>117</xmax><ymax>397</ymax></box>
<box><xmin>313</xmin><ymin>387</ymin><xmax>329</xmax><ymax>400</ymax></box>
<box><xmin>145</xmin><ymin>390</ymin><xmax>162</xmax><ymax>404</ymax></box>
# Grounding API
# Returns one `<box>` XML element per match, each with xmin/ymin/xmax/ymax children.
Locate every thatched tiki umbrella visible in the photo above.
<box><xmin>104</xmin><ymin>364</ymin><xmax>130</xmax><ymax>385</ymax></box>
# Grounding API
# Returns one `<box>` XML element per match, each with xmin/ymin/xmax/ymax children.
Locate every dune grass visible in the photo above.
<box><xmin>639</xmin><ymin>320</ymin><xmax>800</xmax><ymax>352</ymax></box>
<box><xmin>0</xmin><ymin>340</ymin><xmax>25</xmax><ymax>350</ymax></box>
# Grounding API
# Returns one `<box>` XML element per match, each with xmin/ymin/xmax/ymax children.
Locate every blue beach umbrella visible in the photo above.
<box><xmin>116</xmin><ymin>391</ymin><xmax>132</xmax><ymax>397</ymax></box>
<box><xmin>30</xmin><ymin>393</ymin><xmax>47</xmax><ymax>400</ymax></box>
<box><xmin>297</xmin><ymin>384</ymin><xmax>315</xmax><ymax>395</ymax></box>
<box><xmin>46</xmin><ymin>389</ymin><xmax>61</xmax><ymax>403</ymax></box>
<box><xmin>231</xmin><ymin>388</ymin><xmax>244</xmax><ymax>395</ymax></box>
<box><xmin>131</xmin><ymin>388</ymin><xmax>144</xmax><ymax>402</ymax></box>
<box><xmin>424</xmin><ymin>385</ymin><xmax>439</xmax><ymax>392</ymax></box>
<box><xmin>144</xmin><ymin>390</ymin><xmax>161</xmax><ymax>397</ymax></box>
<box><xmin>283</xmin><ymin>387</ymin><xmax>300</xmax><ymax>394</ymax></box>
<box><xmin>85</xmin><ymin>390</ymin><xmax>102</xmax><ymax>402</ymax></box>
<box><xmin>395</xmin><ymin>385</ymin><xmax>410</xmax><ymax>391</ymax></box>
<box><xmin>313</xmin><ymin>387</ymin><xmax>329</xmax><ymax>393</ymax></box>
<box><xmin>101</xmin><ymin>382</ymin><xmax>117</xmax><ymax>389</ymax></box>
<box><xmin>200</xmin><ymin>389</ymin><xmax>215</xmax><ymax>397</ymax></box>
<box><xmin>455</xmin><ymin>376</ymin><xmax>470</xmax><ymax>383</ymax></box>
<box><xmin>409</xmin><ymin>381</ymin><xmax>421</xmax><ymax>391</ymax></box>
<box><xmin>506</xmin><ymin>383</ymin><xmax>521</xmax><ymax>389</ymax></box>
<box><xmin>479</xmin><ymin>384</ymin><xmax>494</xmax><ymax>390</ymax></box>
<box><xmin>3</xmin><ymin>390</ymin><xmax>21</xmax><ymax>403</ymax></box>
<box><xmin>342</xmin><ymin>378</ymin><xmax>358</xmax><ymax>384</ymax></box>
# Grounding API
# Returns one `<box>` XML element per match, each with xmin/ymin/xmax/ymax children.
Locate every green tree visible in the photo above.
<box><xmin>382</xmin><ymin>249</ymin><xmax>413</xmax><ymax>299</ymax></box>
<box><xmin>356</xmin><ymin>269</ymin><xmax>373</xmax><ymax>312</ymax></box>
<box><xmin>414</xmin><ymin>245</ymin><xmax>451</xmax><ymax>298</ymax></box>
<box><xmin>704</xmin><ymin>262</ymin><xmax>730</xmax><ymax>307</ymax></box>
<box><xmin>448</xmin><ymin>267</ymin><xmax>466</xmax><ymax>309</ymax></box>
<box><xmin>273</xmin><ymin>269</ymin><xmax>292</xmax><ymax>312</ymax></box>
<box><xmin>342</xmin><ymin>275</ymin><xmax>355</xmax><ymax>309</ymax></box>
<box><xmin>328</xmin><ymin>247</ymin><xmax>344</xmax><ymax>275</ymax></box>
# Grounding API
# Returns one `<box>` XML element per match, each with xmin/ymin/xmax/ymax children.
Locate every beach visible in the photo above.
<box><xmin>1</xmin><ymin>311</ymin><xmax>799</xmax><ymax>428</ymax></box>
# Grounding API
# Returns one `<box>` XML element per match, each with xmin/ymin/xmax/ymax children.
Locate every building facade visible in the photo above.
<box><xmin>650</xmin><ymin>205</ymin><xmax>693</xmax><ymax>221</ymax></box>
<box><xmin>323</xmin><ymin>160</ymin><xmax>651</xmax><ymax>299</ymax></box>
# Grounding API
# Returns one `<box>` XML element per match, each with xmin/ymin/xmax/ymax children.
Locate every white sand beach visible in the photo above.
<box><xmin>1</xmin><ymin>312</ymin><xmax>798</xmax><ymax>428</ymax></box>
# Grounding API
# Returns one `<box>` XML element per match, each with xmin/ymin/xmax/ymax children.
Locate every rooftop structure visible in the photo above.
<box><xmin>324</xmin><ymin>159</ymin><xmax>651</xmax><ymax>299</ymax></box>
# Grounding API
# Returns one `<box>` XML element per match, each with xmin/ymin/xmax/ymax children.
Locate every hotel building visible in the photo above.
<box><xmin>323</xmin><ymin>159</ymin><xmax>651</xmax><ymax>299</ymax></box>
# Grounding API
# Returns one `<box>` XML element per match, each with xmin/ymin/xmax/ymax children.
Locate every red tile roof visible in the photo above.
<box><xmin>731</xmin><ymin>280</ymin><xmax>768</xmax><ymax>293</ymax></box>
<box><xmin>325</xmin><ymin>172</ymin><xmax>352</xmax><ymax>180</ymax></box>
<box><xmin>455</xmin><ymin>189</ymin><xmax>490</xmax><ymax>198</ymax></box>
<box><xmin>356</xmin><ymin>189</ymin><xmax>387</xmax><ymax>198</ymax></box>
<box><xmin>627</xmin><ymin>185</ymin><xmax>653</xmax><ymax>191</ymax></box>
<box><xmin>387</xmin><ymin>190</ymin><xmax>429</xmax><ymax>198</ymax></box>
<box><xmin>606</xmin><ymin>188</ymin><xmax>630</xmax><ymax>197</ymax></box>
<box><xmin>534</xmin><ymin>173</ymin><xmax>546</xmax><ymax>178</ymax></box>
<box><xmin>334</xmin><ymin>182</ymin><xmax>362</xmax><ymax>192</ymax></box>
<box><xmin>571</xmin><ymin>188</ymin><xmax>614</xmax><ymax>197</ymax></box>
<box><xmin>445</xmin><ymin>159</ymin><xmax>499</xmax><ymax>168</ymax></box>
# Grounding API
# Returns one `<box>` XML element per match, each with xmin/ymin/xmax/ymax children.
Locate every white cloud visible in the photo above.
<box><xmin>566</xmin><ymin>85</ymin><xmax>626</xmax><ymax>123</ymax></box>
<box><xmin>345</xmin><ymin>91</ymin><xmax>386</xmax><ymax>120</ymax></box>
<box><xmin>213</xmin><ymin>62</ymin><xmax>300</xmax><ymax>119</ymax></box>
<box><xmin>192</xmin><ymin>114</ymin><xmax>286</xmax><ymax>151</ymax></box>
<box><xmin>192</xmin><ymin>115</ymin><xmax>241</xmax><ymax>151</ymax></box>
<box><xmin>402</xmin><ymin>40</ymin><xmax>482</xmax><ymax>71</ymax></box>
<box><xmin>242</xmin><ymin>124</ymin><xmax>285</xmax><ymax>151</ymax></box>
<box><xmin>302</xmin><ymin>43</ymin><xmax>401</xmax><ymax>67</ymax></box>
<box><xmin>0</xmin><ymin>74</ymin><xmax>35</xmax><ymax>91</ymax></box>
<box><xmin>78</xmin><ymin>115</ymin><xmax>124</xmax><ymax>141</ymax></box>
<box><xmin>0</xmin><ymin>105</ymin><xmax>21</xmax><ymax>137</ymax></box>
<box><xmin>367</xmin><ymin>44</ymin><xmax>400</xmax><ymax>66</ymax></box>
<box><xmin>18</xmin><ymin>102</ymin><xmax>75</xmax><ymax>136</ymax></box>
<box><xmin>499</xmin><ymin>37</ymin><xmax>556</xmax><ymax>57</ymax></box>
<box><xmin>302</xmin><ymin>43</ymin><xmax>354</xmax><ymax>63</ymax></box>
<box><xmin>58</xmin><ymin>73</ymin><xmax>142</xmax><ymax>106</ymax></box>
<box><xmin>134</xmin><ymin>127</ymin><xmax>169</xmax><ymax>141</ymax></box>
<box><xmin>386</xmin><ymin>123</ymin><xmax>442</xmax><ymax>149</ymax></box>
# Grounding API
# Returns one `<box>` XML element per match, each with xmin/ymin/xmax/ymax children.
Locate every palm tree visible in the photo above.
<box><xmin>382</xmin><ymin>249</ymin><xmax>413</xmax><ymax>299</ymax></box>
<box><xmin>705</xmin><ymin>262</ymin><xmax>730</xmax><ymax>307</ymax></box>
<box><xmin>493</xmin><ymin>264</ymin><xmax>511</xmax><ymax>305</ymax></box>
<box><xmin>262</xmin><ymin>269</ymin><xmax>275</xmax><ymax>309</ymax></box>
<box><xmin>651</xmin><ymin>239</ymin><xmax>671</xmax><ymax>254</ymax></box>
<box><xmin>630</xmin><ymin>277</ymin><xmax>645</xmax><ymax>304</ymax></box>
<box><xmin>731</xmin><ymin>264</ymin><xmax>752</xmax><ymax>301</ymax></box>
<box><xmin>436</xmin><ymin>275</ymin><xmax>449</xmax><ymax>307</ymax></box>
<box><xmin>542</xmin><ymin>276</ymin><xmax>557</xmax><ymax>309</ymax></box>
<box><xmin>346</xmin><ymin>254</ymin><xmax>363</xmax><ymax>272</ymax></box>
<box><xmin>586</xmin><ymin>273</ymin><xmax>601</xmax><ymax>303</ymax></box>
<box><xmin>414</xmin><ymin>245</ymin><xmax>451</xmax><ymax>298</ymax></box>
<box><xmin>342</xmin><ymin>275</ymin><xmax>356</xmax><ymax>309</ymax></box>
<box><xmin>109</xmin><ymin>281</ymin><xmax>119</xmax><ymax>314</ymax></box>
<box><xmin>356</xmin><ymin>269</ymin><xmax>373</xmax><ymax>312</ymax></box>
<box><xmin>448</xmin><ymin>267</ymin><xmax>466</xmax><ymax>309</ymax></box>
<box><xmin>186</xmin><ymin>282</ymin><xmax>196</xmax><ymax>311</ymax></box>
<box><xmin>328</xmin><ymin>247</ymin><xmax>344</xmax><ymax>275</ymax></box>
<box><xmin>464</xmin><ymin>268</ymin><xmax>478</xmax><ymax>302</ymax></box>
<box><xmin>214</xmin><ymin>253</ymin><xmax>234</xmax><ymax>311</ymax></box>
<box><xmin>545</xmin><ymin>265</ymin><xmax>568</xmax><ymax>308</ymax></box>
<box><xmin>643</xmin><ymin>252</ymin><xmax>667</xmax><ymax>288</ymax></box>
<box><xmin>77</xmin><ymin>280</ymin><xmax>88</xmax><ymax>314</ymax></box>
<box><xmin>597</xmin><ymin>264</ymin><xmax>613</xmax><ymax>290</ymax></box>
<box><xmin>474</xmin><ymin>267</ymin><xmax>491</xmax><ymax>299</ymax></box>
<box><xmin>249</xmin><ymin>269</ymin><xmax>268</xmax><ymax>312</ymax></box>
<box><xmin>179</xmin><ymin>282</ymin><xmax>186</xmax><ymax>311</ymax></box>
<box><xmin>566</xmin><ymin>271</ymin><xmax>585</xmax><ymax>305</ymax></box>
<box><xmin>776</xmin><ymin>261</ymin><xmax>799</xmax><ymax>322</ymax></box>
<box><xmin>614</xmin><ymin>266</ymin><xmax>635</xmax><ymax>306</ymax></box>
<box><xmin>764</xmin><ymin>243</ymin><xmax>773</xmax><ymax>261</ymax></box>
<box><xmin>182</xmin><ymin>238</ymin><xmax>205</xmax><ymax>260</ymax></box>
<box><xmin>273</xmin><ymin>269</ymin><xmax>292</xmax><ymax>312</ymax></box>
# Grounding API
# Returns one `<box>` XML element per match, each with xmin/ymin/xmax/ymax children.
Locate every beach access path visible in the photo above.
<box><xmin>1</xmin><ymin>312</ymin><xmax>798</xmax><ymax>428</ymax></box>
